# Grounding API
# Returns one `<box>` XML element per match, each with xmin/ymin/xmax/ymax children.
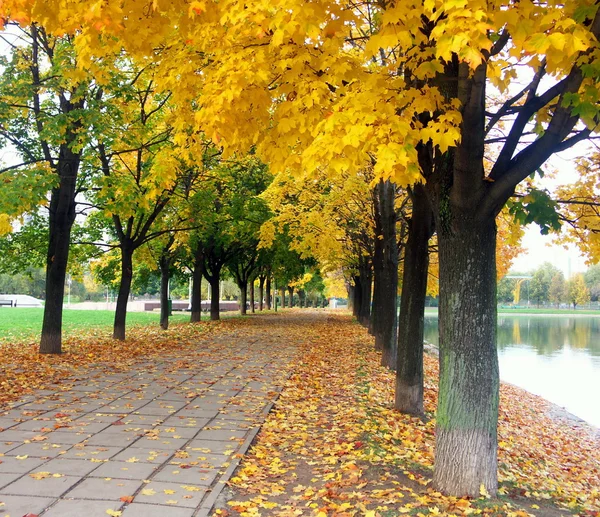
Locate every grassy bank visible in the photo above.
<box><xmin>0</xmin><ymin>307</ymin><xmax>193</xmax><ymax>343</ymax></box>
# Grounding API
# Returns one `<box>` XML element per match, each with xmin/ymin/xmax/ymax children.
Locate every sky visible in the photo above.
<box><xmin>510</xmin><ymin>224</ymin><xmax>588</xmax><ymax>278</ymax></box>
<box><xmin>508</xmin><ymin>143</ymin><xmax>591</xmax><ymax>278</ymax></box>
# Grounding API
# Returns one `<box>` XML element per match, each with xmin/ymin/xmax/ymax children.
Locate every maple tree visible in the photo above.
<box><xmin>81</xmin><ymin>61</ymin><xmax>199</xmax><ymax>340</ymax></box>
<box><xmin>549</xmin><ymin>271</ymin><xmax>567</xmax><ymax>307</ymax></box>
<box><xmin>0</xmin><ymin>23</ymin><xmax>99</xmax><ymax>354</ymax></box>
<box><xmin>188</xmin><ymin>154</ymin><xmax>272</xmax><ymax>320</ymax></box>
<box><xmin>567</xmin><ymin>273</ymin><xmax>591</xmax><ymax>309</ymax></box>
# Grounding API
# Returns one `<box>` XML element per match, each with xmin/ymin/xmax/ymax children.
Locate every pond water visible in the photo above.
<box><xmin>423</xmin><ymin>314</ymin><xmax>600</xmax><ymax>428</ymax></box>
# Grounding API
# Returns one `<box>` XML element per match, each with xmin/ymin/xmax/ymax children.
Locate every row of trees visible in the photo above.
<box><xmin>4</xmin><ymin>0</ymin><xmax>600</xmax><ymax>499</ymax></box>
<box><xmin>0</xmin><ymin>26</ymin><xmax>323</xmax><ymax>349</ymax></box>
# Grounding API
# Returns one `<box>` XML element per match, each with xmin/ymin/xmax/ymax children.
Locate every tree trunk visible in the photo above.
<box><xmin>358</xmin><ymin>263</ymin><xmax>372</xmax><ymax>327</ymax></box>
<box><xmin>371</xmin><ymin>184</ymin><xmax>384</xmax><ymax>341</ymax></box>
<box><xmin>259</xmin><ymin>276</ymin><xmax>265</xmax><ymax>310</ymax></box>
<box><xmin>433</xmin><ymin>217</ymin><xmax>499</xmax><ymax>497</ymax></box>
<box><xmin>250</xmin><ymin>280</ymin><xmax>255</xmax><ymax>313</ymax></box>
<box><xmin>288</xmin><ymin>286</ymin><xmax>294</xmax><ymax>307</ymax></box>
<box><xmin>279</xmin><ymin>287</ymin><xmax>286</xmax><ymax>309</ymax></box>
<box><xmin>209</xmin><ymin>278</ymin><xmax>220</xmax><ymax>320</ymax></box>
<box><xmin>190</xmin><ymin>251</ymin><xmax>202</xmax><ymax>323</ymax></box>
<box><xmin>352</xmin><ymin>275</ymin><xmax>362</xmax><ymax>319</ymax></box>
<box><xmin>347</xmin><ymin>284</ymin><xmax>354</xmax><ymax>313</ymax></box>
<box><xmin>266</xmin><ymin>275</ymin><xmax>272</xmax><ymax>309</ymax></box>
<box><xmin>113</xmin><ymin>245</ymin><xmax>134</xmax><ymax>340</ymax></box>
<box><xmin>239</xmin><ymin>282</ymin><xmax>247</xmax><ymax>315</ymax></box>
<box><xmin>378</xmin><ymin>180</ymin><xmax>399</xmax><ymax>370</ymax></box>
<box><xmin>159</xmin><ymin>256</ymin><xmax>170</xmax><ymax>330</ymax></box>
<box><xmin>395</xmin><ymin>184</ymin><xmax>434</xmax><ymax>414</ymax></box>
<box><xmin>39</xmin><ymin>150</ymin><xmax>79</xmax><ymax>354</ymax></box>
<box><xmin>298</xmin><ymin>289</ymin><xmax>305</xmax><ymax>308</ymax></box>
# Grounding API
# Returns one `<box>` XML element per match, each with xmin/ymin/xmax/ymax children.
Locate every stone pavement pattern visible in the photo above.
<box><xmin>0</xmin><ymin>317</ymin><xmax>299</xmax><ymax>517</ymax></box>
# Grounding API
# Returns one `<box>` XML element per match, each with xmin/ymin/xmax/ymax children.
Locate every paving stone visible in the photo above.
<box><xmin>0</xmin><ymin>418</ymin><xmax>17</xmax><ymax>429</ymax></box>
<box><xmin>84</xmin><ymin>431</ymin><xmax>140</xmax><ymax>447</ymax></box>
<box><xmin>0</xmin><ymin>454</ymin><xmax>46</xmax><ymax>473</ymax></box>
<box><xmin>88</xmin><ymin>460</ymin><xmax>159</xmax><ymax>479</ymax></box>
<box><xmin>0</xmin><ymin>472</ymin><xmax>23</xmax><ymax>488</ymax></box>
<box><xmin>64</xmin><ymin>476</ymin><xmax>143</xmax><ymax>500</ymax></box>
<box><xmin>111</xmin><ymin>447</ymin><xmax>173</xmax><ymax>464</ymax></box>
<box><xmin>185</xmin><ymin>440</ymin><xmax>239</xmax><ymax>455</ymax></box>
<box><xmin>134</xmin><ymin>407</ymin><xmax>182</xmax><ymax>417</ymax></box>
<box><xmin>174</xmin><ymin>409</ymin><xmax>220</xmax><ymax>419</ymax></box>
<box><xmin>134</xmin><ymin>436</ymin><xmax>188</xmax><ymax>450</ymax></box>
<box><xmin>133</xmin><ymin>480</ymin><xmax>208</xmax><ymax>507</ymax></box>
<box><xmin>0</xmin><ymin>442</ymin><xmax>20</xmax><ymax>454</ymax></box>
<box><xmin>45</xmin><ymin>431</ymin><xmax>91</xmax><ymax>444</ymax></box>
<box><xmin>5</xmin><ymin>442</ymin><xmax>70</xmax><ymax>458</ymax></box>
<box><xmin>0</xmin><ymin>474</ymin><xmax>81</xmax><ymax>497</ymax></box>
<box><xmin>39</xmin><ymin>457</ymin><xmax>103</xmax><ymax>476</ymax></box>
<box><xmin>170</xmin><ymin>452</ymin><xmax>232</xmax><ymax>470</ymax></box>
<box><xmin>55</xmin><ymin>421</ymin><xmax>112</xmax><ymax>434</ymax></box>
<box><xmin>10</xmin><ymin>419</ymin><xmax>55</xmax><ymax>432</ymax></box>
<box><xmin>149</xmin><ymin>425</ymin><xmax>199</xmax><ymax>439</ymax></box>
<box><xmin>162</xmin><ymin>415</ymin><xmax>214</xmax><ymax>427</ymax></box>
<box><xmin>194</xmin><ymin>429</ymin><xmax>247</xmax><ymax>441</ymax></box>
<box><xmin>116</xmin><ymin>414</ymin><xmax>166</xmax><ymax>426</ymax></box>
<box><xmin>96</xmin><ymin>401</ymin><xmax>149</xmax><ymax>414</ymax></box>
<box><xmin>59</xmin><ymin>445</ymin><xmax>124</xmax><ymax>461</ymax></box>
<box><xmin>42</xmin><ymin>498</ymin><xmax>124</xmax><ymax>517</ymax></box>
<box><xmin>0</xmin><ymin>494</ymin><xmax>54</xmax><ymax>515</ymax></box>
<box><xmin>121</xmin><ymin>502</ymin><xmax>195</xmax><ymax>517</ymax></box>
<box><xmin>153</xmin><ymin>465</ymin><xmax>218</xmax><ymax>485</ymax></box>
<box><xmin>0</xmin><ymin>430</ymin><xmax>41</xmax><ymax>441</ymax></box>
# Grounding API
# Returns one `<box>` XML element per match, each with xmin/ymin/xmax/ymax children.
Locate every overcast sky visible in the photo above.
<box><xmin>510</xmin><ymin>224</ymin><xmax>588</xmax><ymax>277</ymax></box>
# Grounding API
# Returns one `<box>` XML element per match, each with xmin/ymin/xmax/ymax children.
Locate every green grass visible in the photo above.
<box><xmin>0</xmin><ymin>308</ymin><xmax>193</xmax><ymax>344</ymax></box>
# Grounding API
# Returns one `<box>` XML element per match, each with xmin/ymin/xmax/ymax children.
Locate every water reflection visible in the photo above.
<box><xmin>423</xmin><ymin>315</ymin><xmax>600</xmax><ymax>427</ymax></box>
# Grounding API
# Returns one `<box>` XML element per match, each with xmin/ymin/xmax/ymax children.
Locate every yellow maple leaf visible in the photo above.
<box><xmin>164</xmin><ymin>489</ymin><xmax>176</xmax><ymax>494</ymax></box>
<box><xmin>29</xmin><ymin>471</ymin><xmax>51</xmax><ymax>480</ymax></box>
<box><xmin>141</xmin><ymin>488</ymin><xmax>156</xmax><ymax>496</ymax></box>
<box><xmin>106</xmin><ymin>510</ymin><xmax>122</xmax><ymax>517</ymax></box>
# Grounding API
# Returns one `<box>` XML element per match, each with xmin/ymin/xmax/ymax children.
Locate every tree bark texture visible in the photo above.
<box><xmin>159</xmin><ymin>255</ymin><xmax>170</xmax><ymax>330</ymax></box>
<box><xmin>209</xmin><ymin>278</ymin><xmax>220</xmax><ymax>320</ymax></box>
<box><xmin>279</xmin><ymin>287</ymin><xmax>286</xmax><ymax>309</ymax></box>
<box><xmin>371</xmin><ymin>185</ymin><xmax>384</xmax><ymax>341</ymax></box>
<box><xmin>190</xmin><ymin>252</ymin><xmax>202</xmax><ymax>323</ymax></box>
<box><xmin>39</xmin><ymin>152</ymin><xmax>79</xmax><ymax>354</ymax></box>
<box><xmin>239</xmin><ymin>282</ymin><xmax>248</xmax><ymax>315</ymax></box>
<box><xmin>250</xmin><ymin>280</ymin><xmax>255</xmax><ymax>313</ymax></box>
<box><xmin>288</xmin><ymin>286</ymin><xmax>294</xmax><ymax>307</ymax></box>
<box><xmin>358</xmin><ymin>261</ymin><xmax>372</xmax><ymax>327</ymax></box>
<box><xmin>113</xmin><ymin>245</ymin><xmax>134</xmax><ymax>340</ymax></box>
<box><xmin>395</xmin><ymin>184</ymin><xmax>434</xmax><ymax>414</ymax></box>
<box><xmin>259</xmin><ymin>275</ymin><xmax>265</xmax><ymax>310</ymax></box>
<box><xmin>433</xmin><ymin>217</ymin><xmax>499</xmax><ymax>497</ymax></box>
<box><xmin>266</xmin><ymin>275</ymin><xmax>272</xmax><ymax>309</ymax></box>
<box><xmin>347</xmin><ymin>284</ymin><xmax>354</xmax><ymax>313</ymax></box>
<box><xmin>376</xmin><ymin>180</ymin><xmax>399</xmax><ymax>369</ymax></box>
<box><xmin>352</xmin><ymin>276</ymin><xmax>361</xmax><ymax>319</ymax></box>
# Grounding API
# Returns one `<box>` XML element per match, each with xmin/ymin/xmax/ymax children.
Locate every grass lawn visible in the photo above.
<box><xmin>0</xmin><ymin>308</ymin><xmax>193</xmax><ymax>343</ymax></box>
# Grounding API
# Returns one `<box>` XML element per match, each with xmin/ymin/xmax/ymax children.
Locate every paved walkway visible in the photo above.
<box><xmin>0</xmin><ymin>317</ymin><xmax>299</xmax><ymax>516</ymax></box>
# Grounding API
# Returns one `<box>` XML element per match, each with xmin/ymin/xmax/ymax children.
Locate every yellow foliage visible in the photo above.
<box><xmin>0</xmin><ymin>214</ymin><xmax>13</xmax><ymax>235</ymax></box>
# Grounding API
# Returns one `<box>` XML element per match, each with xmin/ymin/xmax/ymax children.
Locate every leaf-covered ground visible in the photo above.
<box><xmin>0</xmin><ymin>310</ymin><xmax>598</xmax><ymax>516</ymax></box>
<box><xmin>215</xmin><ymin>312</ymin><xmax>600</xmax><ymax>517</ymax></box>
